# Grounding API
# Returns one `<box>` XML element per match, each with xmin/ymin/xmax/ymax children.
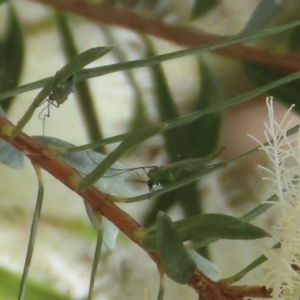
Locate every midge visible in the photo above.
<box><xmin>101</xmin><ymin>153</ymin><xmax>224</xmax><ymax>192</ymax></box>
<box><xmin>39</xmin><ymin>75</ymin><xmax>74</xmax><ymax>120</ymax></box>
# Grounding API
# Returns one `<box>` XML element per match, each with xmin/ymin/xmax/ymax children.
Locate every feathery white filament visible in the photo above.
<box><xmin>250</xmin><ymin>97</ymin><xmax>300</xmax><ymax>300</ymax></box>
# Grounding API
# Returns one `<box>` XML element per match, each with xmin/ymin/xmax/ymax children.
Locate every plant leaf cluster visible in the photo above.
<box><xmin>1</xmin><ymin>1</ymin><xmax>300</xmax><ymax>299</ymax></box>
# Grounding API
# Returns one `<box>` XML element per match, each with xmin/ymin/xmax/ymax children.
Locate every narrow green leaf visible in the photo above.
<box><xmin>88</xmin><ymin>225</ymin><xmax>103</xmax><ymax>300</ymax></box>
<box><xmin>18</xmin><ymin>165</ymin><xmax>44</xmax><ymax>300</ymax></box>
<box><xmin>83</xmin><ymin>203</ymin><xmax>105</xmax><ymax>299</ymax></box>
<box><xmin>243</xmin><ymin>60</ymin><xmax>300</xmax><ymax>112</ymax></box>
<box><xmin>145</xmin><ymin>37</ymin><xmax>182</xmax><ymax>156</ymax></box>
<box><xmin>143</xmin><ymin>213</ymin><xmax>270</xmax><ymax>250</ymax></box>
<box><xmin>55</xmin><ymin>47</ymin><xmax>112</xmax><ymax>84</ymax></box>
<box><xmin>190</xmin><ymin>0</ymin><xmax>219</xmax><ymax>20</ymax></box>
<box><xmin>220</xmin><ymin>242</ymin><xmax>280</xmax><ymax>284</ymax></box>
<box><xmin>189</xmin><ymin>195</ymin><xmax>276</xmax><ymax>250</ymax></box>
<box><xmin>67</xmin><ymin>132</ymin><xmax>130</xmax><ymax>152</ymax></box>
<box><xmin>185</xmin><ymin>58</ymin><xmax>223</xmax><ymax>158</ymax></box>
<box><xmin>0</xmin><ymin>4</ymin><xmax>24</xmax><ymax>111</ymax></box>
<box><xmin>4</xmin><ymin>61</ymin><xmax>300</xmax><ymax>142</ymax></box>
<box><xmin>2</xmin><ymin>19</ymin><xmax>300</xmax><ymax>102</ymax></box>
<box><xmin>156</xmin><ymin>212</ymin><xmax>197</xmax><ymax>284</ymax></box>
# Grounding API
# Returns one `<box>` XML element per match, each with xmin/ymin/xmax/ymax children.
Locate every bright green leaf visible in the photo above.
<box><xmin>143</xmin><ymin>213</ymin><xmax>270</xmax><ymax>250</ymax></box>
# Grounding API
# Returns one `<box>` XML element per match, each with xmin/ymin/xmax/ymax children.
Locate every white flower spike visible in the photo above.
<box><xmin>250</xmin><ymin>97</ymin><xmax>300</xmax><ymax>300</ymax></box>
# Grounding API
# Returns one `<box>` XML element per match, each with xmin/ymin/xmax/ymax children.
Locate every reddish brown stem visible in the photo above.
<box><xmin>31</xmin><ymin>0</ymin><xmax>300</xmax><ymax>73</ymax></box>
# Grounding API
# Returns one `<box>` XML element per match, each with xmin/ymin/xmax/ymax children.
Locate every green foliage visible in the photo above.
<box><xmin>243</xmin><ymin>60</ymin><xmax>300</xmax><ymax>111</ymax></box>
<box><xmin>156</xmin><ymin>212</ymin><xmax>197</xmax><ymax>284</ymax></box>
<box><xmin>143</xmin><ymin>213</ymin><xmax>270</xmax><ymax>250</ymax></box>
<box><xmin>2</xmin><ymin>2</ymin><xmax>300</xmax><ymax>299</ymax></box>
<box><xmin>185</xmin><ymin>59</ymin><xmax>222</xmax><ymax>157</ymax></box>
<box><xmin>11</xmin><ymin>46</ymin><xmax>112</xmax><ymax>137</ymax></box>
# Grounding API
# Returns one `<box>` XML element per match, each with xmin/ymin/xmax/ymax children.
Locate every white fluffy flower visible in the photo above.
<box><xmin>250</xmin><ymin>97</ymin><xmax>300</xmax><ymax>300</ymax></box>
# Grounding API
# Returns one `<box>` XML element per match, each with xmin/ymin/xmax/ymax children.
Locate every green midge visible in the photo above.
<box><xmin>146</xmin><ymin>156</ymin><xmax>217</xmax><ymax>191</ymax></box>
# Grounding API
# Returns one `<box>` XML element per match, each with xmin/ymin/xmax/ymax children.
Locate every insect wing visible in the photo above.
<box><xmin>153</xmin><ymin>159</ymin><xmax>205</xmax><ymax>177</ymax></box>
<box><xmin>165</xmin><ymin>149</ymin><xmax>223</xmax><ymax>173</ymax></box>
<box><xmin>173</xmin><ymin>158</ymin><xmax>212</xmax><ymax>171</ymax></box>
<box><xmin>152</xmin><ymin>156</ymin><xmax>220</xmax><ymax>185</ymax></box>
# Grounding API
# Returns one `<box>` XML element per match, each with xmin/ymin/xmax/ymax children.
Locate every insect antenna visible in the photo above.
<box><xmin>86</xmin><ymin>151</ymin><xmax>157</xmax><ymax>178</ymax></box>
